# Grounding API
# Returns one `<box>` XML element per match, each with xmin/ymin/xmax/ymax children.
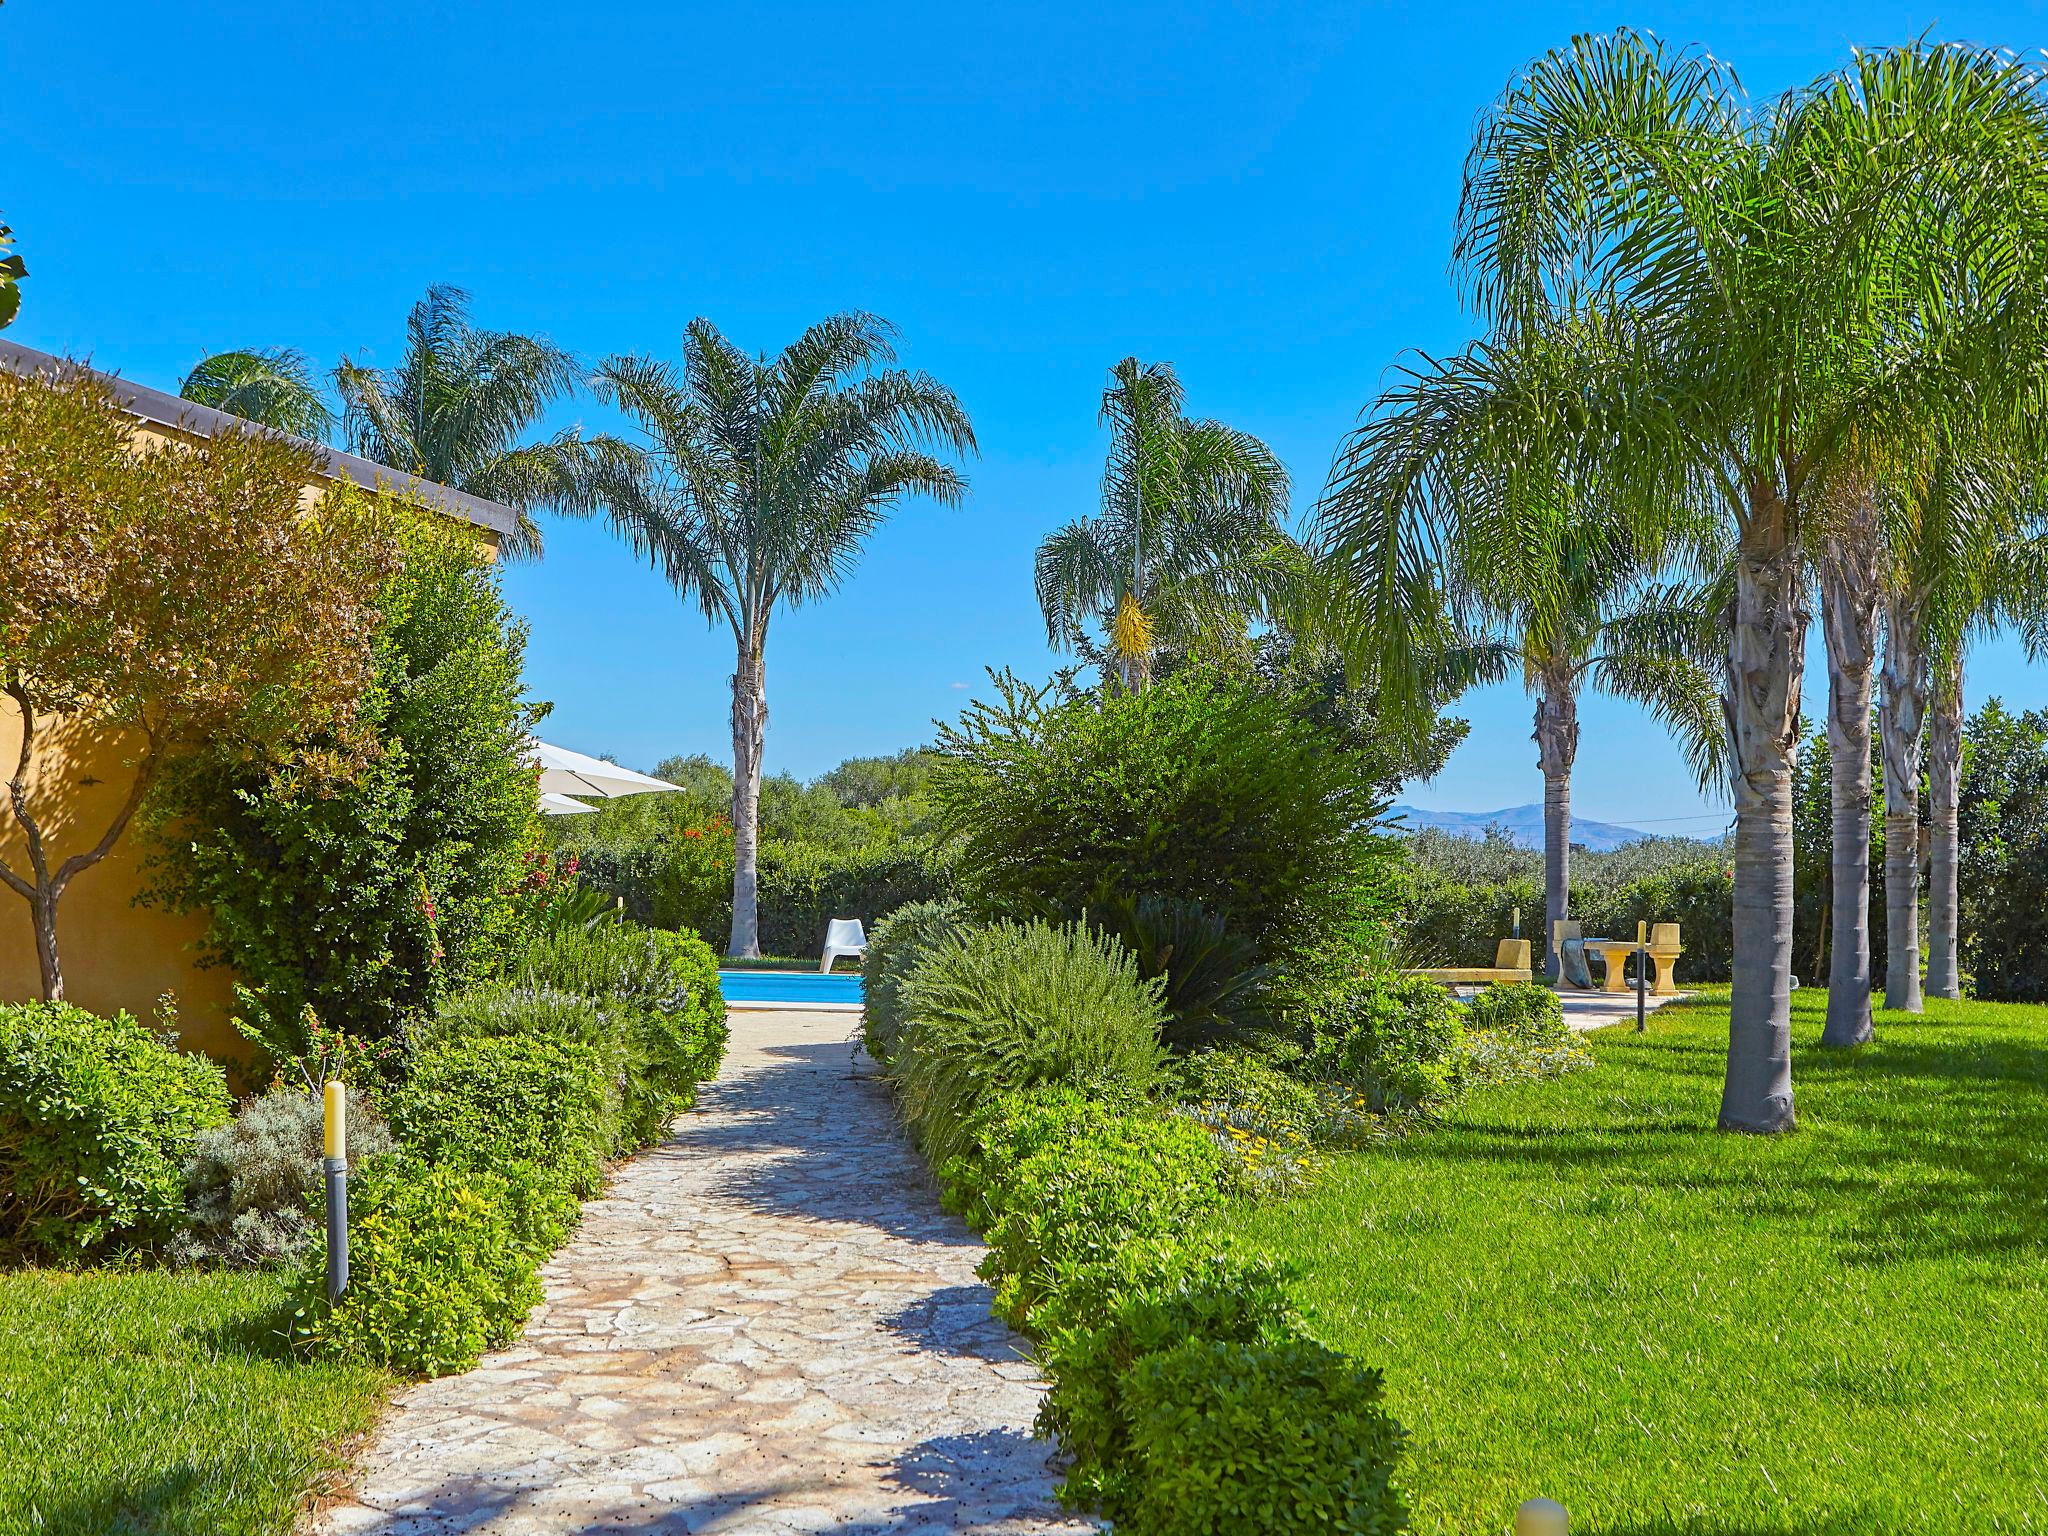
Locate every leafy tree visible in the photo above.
<box><xmin>179</xmin><ymin>348</ymin><xmax>334</xmax><ymax>439</ymax></box>
<box><xmin>1442</xmin><ymin>34</ymin><xmax>2048</xmax><ymax>1129</ymax></box>
<box><xmin>1318</xmin><ymin>319</ymin><xmax>1723</xmax><ymax>981</ymax></box>
<box><xmin>335</xmin><ymin>283</ymin><xmax>631</xmax><ymax>559</ymax></box>
<box><xmin>145</xmin><ymin>510</ymin><xmax>539</xmax><ymax>1040</ymax></box>
<box><xmin>0</xmin><ymin>214</ymin><xmax>25</xmax><ymax>330</ymax></box>
<box><xmin>1036</xmin><ymin>358</ymin><xmax>1292</xmax><ymax>692</ymax></box>
<box><xmin>582</xmin><ymin>313</ymin><xmax>975</xmax><ymax>958</ymax></box>
<box><xmin>0</xmin><ymin>366</ymin><xmax>396</xmax><ymax>1000</ymax></box>
<box><xmin>1956</xmin><ymin>699</ymin><xmax>2048</xmax><ymax>1000</ymax></box>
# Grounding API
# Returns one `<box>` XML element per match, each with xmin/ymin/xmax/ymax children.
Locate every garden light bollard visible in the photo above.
<box><xmin>323</xmin><ymin>1078</ymin><xmax>349</xmax><ymax>1303</ymax></box>
<box><xmin>1516</xmin><ymin>1497</ymin><xmax>1569</xmax><ymax>1535</ymax></box>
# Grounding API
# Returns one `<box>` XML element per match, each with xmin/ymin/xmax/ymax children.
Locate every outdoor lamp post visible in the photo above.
<box><xmin>323</xmin><ymin>1078</ymin><xmax>349</xmax><ymax>1303</ymax></box>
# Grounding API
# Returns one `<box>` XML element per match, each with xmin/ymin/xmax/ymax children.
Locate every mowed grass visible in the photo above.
<box><xmin>0</xmin><ymin>1266</ymin><xmax>389</xmax><ymax>1536</ymax></box>
<box><xmin>1223</xmin><ymin>988</ymin><xmax>2048</xmax><ymax>1535</ymax></box>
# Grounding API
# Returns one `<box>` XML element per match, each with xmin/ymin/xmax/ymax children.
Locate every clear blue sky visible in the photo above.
<box><xmin>7</xmin><ymin>2</ymin><xmax>2044</xmax><ymax>831</ymax></box>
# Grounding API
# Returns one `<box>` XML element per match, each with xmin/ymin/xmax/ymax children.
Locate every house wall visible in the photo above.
<box><xmin>0</xmin><ymin>419</ymin><xmax>501</xmax><ymax>1062</ymax></box>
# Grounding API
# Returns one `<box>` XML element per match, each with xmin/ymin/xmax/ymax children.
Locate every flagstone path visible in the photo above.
<box><xmin>312</xmin><ymin>1009</ymin><xmax>1094</xmax><ymax>1536</ymax></box>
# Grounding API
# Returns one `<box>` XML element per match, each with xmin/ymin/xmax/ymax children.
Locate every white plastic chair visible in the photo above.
<box><xmin>821</xmin><ymin>917</ymin><xmax>868</xmax><ymax>973</ymax></box>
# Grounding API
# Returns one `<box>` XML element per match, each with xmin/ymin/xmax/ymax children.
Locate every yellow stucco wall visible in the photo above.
<box><xmin>0</xmin><ymin>417</ymin><xmax>500</xmax><ymax>1061</ymax></box>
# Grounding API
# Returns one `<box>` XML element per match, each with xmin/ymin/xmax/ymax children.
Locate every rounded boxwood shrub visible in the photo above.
<box><xmin>390</xmin><ymin>1034</ymin><xmax>612</xmax><ymax>1201</ymax></box>
<box><xmin>894</xmin><ymin>919</ymin><xmax>1168</xmax><ymax>1167</ymax></box>
<box><xmin>175</xmin><ymin>1081</ymin><xmax>395</xmax><ymax>1266</ymax></box>
<box><xmin>860</xmin><ymin>896</ymin><xmax>966</xmax><ymax>1063</ymax></box>
<box><xmin>291</xmin><ymin>1154</ymin><xmax>557</xmax><ymax>1377</ymax></box>
<box><xmin>1300</xmin><ymin>973</ymin><xmax>1467</xmax><ymax>1115</ymax></box>
<box><xmin>1122</xmin><ymin>1336</ymin><xmax>1409</xmax><ymax>1535</ymax></box>
<box><xmin>0</xmin><ymin>1001</ymin><xmax>230</xmax><ymax>1259</ymax></box>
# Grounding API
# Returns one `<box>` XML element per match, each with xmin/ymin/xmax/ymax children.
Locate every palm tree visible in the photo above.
<box><xmin>179</xmin><ymin>348</ymin><xmax>334</xmax><ymax>439</ymax></box>
<box><xmin>335</xmin><ymin>284</ymin><xmax>621</xmax><ymax>558</ymax></box>
<box><xmin>1448</xmin><ymin>34</ymin><xmax>2048</xmax><ymax>1130</ymax></box>
<box><xmin>585</xmin><ymin>313</ymin><xmax>975</xmax><ymax>958</ymax></box>
<box><xmin>1036</xmin><ymin>359</ymin><xmax>1291</xmax><ymax>692</ymax></box>
<box><xmin>1319</xmin><ymin>325</ymin><xmax>1723</xmax><ymax>982</ymax></box>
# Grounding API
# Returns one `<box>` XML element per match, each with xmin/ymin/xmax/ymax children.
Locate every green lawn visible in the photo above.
<box><xmin>0</xmin><ymin>1266</ymin><xmax>389</xmax><ymax>1536</ymax></box>
<box><xmin>1224</xmin><ymin>989</ymin><xmax>2048</xmax><ymax>1535</ymax></box>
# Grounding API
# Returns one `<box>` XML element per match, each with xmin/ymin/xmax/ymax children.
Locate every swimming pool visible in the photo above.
<box><xmin>718</xmin><ymin>970</ymin><xmax>864</xmax><ymax>1007</ymax></box>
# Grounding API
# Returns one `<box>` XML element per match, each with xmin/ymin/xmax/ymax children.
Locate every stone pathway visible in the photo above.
<box><xmin>312</xmin><ymin>1010</ymin><xmax>1095</xmax><ymax>1536</ymax></box>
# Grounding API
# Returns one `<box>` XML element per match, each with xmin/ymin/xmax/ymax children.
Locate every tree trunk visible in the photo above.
<box><xmin>726</xmin><ymin>636</ymin><xmax>768</xmax><ymax>959</ymax></box>
<box><xmin>1533</xmin><ymin>673</ymin><xmax>1579</xmax><ymax>983</ymax></box>
<box><xmin>1925</xmin><ymin>650</ymin><xmax>1963</xmax><ymax>1001</ymax></box>
<box><xmin>1816</xmin><ymin>534</ymin><xmax>1879</xmax><ymax>1046</ymax></box>
<box><xmin>30</xmin><ymin>888</ymin><xmax>63</xmax><ymax>1001</ymax></box>
<box><xmin>1719</xmin><ymin>500</ymin><xmax>1805</xmax><ymax>1134</ymax></box>
<box><xmin>1878</xmin><ymin>585</ymin><xmax>1929</xmax><ymax>1013</ymax></box>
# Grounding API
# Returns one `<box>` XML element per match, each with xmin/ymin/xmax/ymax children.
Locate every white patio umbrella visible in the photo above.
<box><xmin>526</xmin><ymin>739</ymin><xmax>684</xmax><ymax>801</ymax></box>
<box><xmin>539</xmin><ymin>792</ymin><xmax>600</xmax><ymax>816</ymax></box>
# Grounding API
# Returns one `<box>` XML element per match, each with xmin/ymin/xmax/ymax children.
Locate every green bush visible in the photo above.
<box><xmin>1958</xmin><ymin>700</ymin><xmax>2048</xmax><ymax>1001</ymax></box>
<box><xmin>512</xmin><ymin>922</ymin><xmax>727</xmax><ymax>1140</ymax></box>
<box><xmin>292</xmin><ymin>1155</ymin><xmax>553</xmax><ymax>1376</ymax></box>
<box><xmin>933</xmin><ymin>669</ymin><xmax>1401</xmax><ymax>978</ymax></box>
<box><xmin>175</xmin><ymin>1082</ymin><xmax>394</xmax><ymax>1266</ymax></box>
<box><xmin>1033</xmin><ymin>1241</ymin><xmax>1305</xmax><ymax>1517</ymax></box>
<box><xmin>144</xmin><ymin>510</ymin><xmax>541</xmax><ymax>1039</ymax></box>
<box><xmin>0</xmin><ymin>1002</ymin><xmax>230</xmax><ymax>1258</ymax></box>
<box><xmin>1170</xmin><ymin>1050</ymin><xmax>1377</xmax><ymax>1192</ymax></box>
<box><xmin>1301</xmin><ymin>974</ymin><xmax>1467</xmax><ymax>1115</ymax></box>
<box><xmin>1121</xmin><ymin>1337</ymin><xmax>1408</xmax><ymax>1535</ymax></box>
<box><xmin>860</xmin><ymin>896</ymin><xmax>967</xmax><ymax>1063</ymax></box>
<box><xmin>1089</xmin><ymin>894</ymin><xmax>1276</xmax><ymax>1053</ymax></box>
<box><xmin>893</xmin><ymin>920</ymin><xmax>1168</xmax><ymax>1167</ymax></box>
<box><xmin>943</xmin><ymin>1087</ymin><xmax>1227</xmax><ymax>1326</ymax></box>
<box><xmin>390</xmin><ymin>1034</ymin><xmax>611</xmax><ymax>1207</ymax></box>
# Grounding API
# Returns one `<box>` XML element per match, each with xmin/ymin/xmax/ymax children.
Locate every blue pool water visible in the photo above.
<box><xmin>718</xmin><ymin>970</ymin><xmax>864</xmax><ymax>1005</ymax></box>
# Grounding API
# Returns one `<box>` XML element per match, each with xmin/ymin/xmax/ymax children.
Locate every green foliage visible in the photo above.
<box><xmin>755</xmin><ymin>841</ymin><xmax>952</xmax><ymax>957</ymax></box>
<box><xmin>0</xmin><ymin>212</ymin><xmax>24</xmax><ymax>329</ymax></box>
<box><xmin>934</xmin><ymin>669</ymin><xmax>1400</xmax><ymax>977</ymax></box>
<box><xmin>175</xmin><ymin>1083</ymin><xmax>394</xmax><ymax>1267</ymax></box>
<box><xmin>1300</xmin><ymin>974</ymin><xmax>1467</xmax><ymax>1115</ymax></box>
<box><xmin>510</xmin><ymin>923</ymin><xmax>727</xmax><ymax>1136</ymax></box>
<box><xmin>292</xmin><ymin>1155</ymin><xmax>553</xmax><ymax>1377</ymax></box>
<box><xmin>0</xmin><ymin>1002</ymin><xmax>230</xmax><ymax>1259</ymax></box>
<box><xmin>1032</xmin><ymin>1241</ymin><xmax>1307</xmax><ymax>1517</ymax></box>
<box><xmin>146</xmin><ymin>508</ymin><xmax>540</xmax><ymax>1039</ymax></box>
<box><xmin>1121</xmin><ymin>1337</ymin><xmax>1408</xmax><ymax>1535</ymax></box>
<box><xmin>1958</xmin><ymin>699</ymin><xmax>2048</xmax><ymax>1001</ymax></box>
<box><xmin>1088</xmin><ymin>894</ymin><xmax>1275</xmax><ymax>1052</ymax></box>
<box><xmin>1460</xmin><ymin>983</ymin><xmax>1593</xmax><ymax>1087</ymax></box>
<box><xmin>893</xmin><ymin>921</ymin><xmax>1168</xmax><ymax>1168</ymax></box>
<box><xmin>1171</xmin><ymin>1050</ymin><xmax>1379</xmax><ymax>1192</ymax></box>
<box><xmin>941</xmin><ymin>1086</ymin><xmax>1227</xmax><ymax>1326</ymax></box>
<box><xmin>391</xmin><ymin>1034</ymin><xmax>611</xmax><ymax>1207</ymax></box>
<box><xmin>859</xmin><ymin>896</ymin><xmax>967</xmax><ymax>1063</ymax></box>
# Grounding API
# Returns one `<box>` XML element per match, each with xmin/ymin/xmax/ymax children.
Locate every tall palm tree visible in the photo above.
<box><xmin>1319</xmin><ymin>324</ymin><xmax>1723</xmax><ymax>982</ymax></box>
<box><xmin>585</xmin><ymin>313</ymin><xmax>975</xmax><ymax>958</ymax></box>
<box><xmin>1448</xmin><ymin>34</ymin><xmax>2048</xmax><ymax>1130</ymax></box>
<box><xmin>1036</xmin><ymin>359</ymin><xmax>1291</xmax><ymax>692</ymax></box>
<box><xmin>335</xmin><ymin>284</ymin><xmax>620</xmax><ymax>559</ymax></box>
<box><xmin>179</xmin><ymin>348</ymin><xmax>334</xmax><ymax>439</ymax></box>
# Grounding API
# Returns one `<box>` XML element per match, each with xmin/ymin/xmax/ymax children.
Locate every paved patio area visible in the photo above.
<box><xmin>312</xmin><ymin>1010</ymin><xmax>1093</xmax><ymax>1536</ymax></box>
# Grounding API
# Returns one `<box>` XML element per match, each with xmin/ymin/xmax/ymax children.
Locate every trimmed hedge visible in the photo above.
<box><xmin>390</xmin><ymin>1034</ymin><xmax>612</xmax><ymax>1201</ymax></box>
<box><xmin>0</xmin><ymin>1002</ymin><xmax>229</xmax><ymax>1259</ymax></box>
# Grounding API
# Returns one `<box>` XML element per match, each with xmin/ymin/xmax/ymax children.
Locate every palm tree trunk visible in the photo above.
<box><xmin>1925</xmin><ymin>651</ymin><xmax>1964</xmax><ymax>1001</ymax></box>
<box><xmin>1879</xmin><ymin>586</ymin><xmax>1929</xmax><ymax>1013</ymax></box>
<box><xmin>1719</xmin><ymin>501</ymin><xmax>1805</xmax><ymax>1134</ymax></box>
<box><xmin>726</xmin><ymin>634</ymin><xmax>768</xmax><ymax>959</ymax></box>
<box><xmin>1533</xmin><ymin>673</ymin><xmax>1579</xmax><ymax>983</ymax></box>
<box><xmin>1816</xmin><ymin>537</ymin><xmax>1879</xmax><ymax>1046</ymax></box>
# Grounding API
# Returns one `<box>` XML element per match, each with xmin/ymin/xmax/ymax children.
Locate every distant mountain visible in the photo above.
<box><xmin>1389</xmin><ymin>803</ymin><xmax>1675</xmax><ymax>853</ymax></box>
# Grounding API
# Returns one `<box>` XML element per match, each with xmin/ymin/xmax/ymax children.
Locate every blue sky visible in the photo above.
<box><xmin>7</xmin><ymin>2</ymin><xmax>2045</xmax><ymax>831</ymax></box>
